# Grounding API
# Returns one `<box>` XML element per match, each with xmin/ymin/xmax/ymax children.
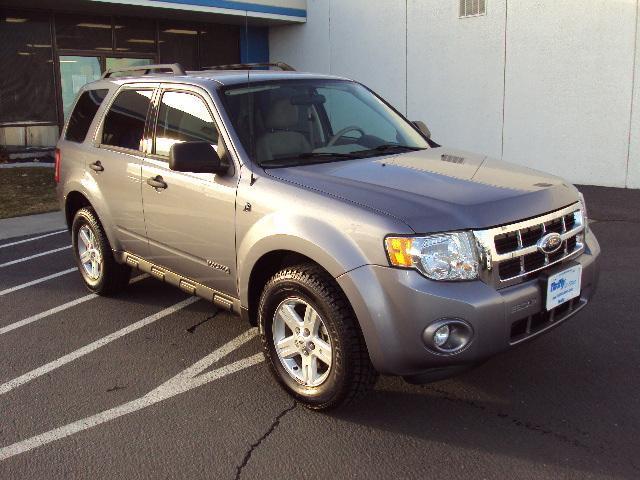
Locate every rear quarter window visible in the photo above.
<box><xmin>65</xmin><ymin>89</ymin><xmax>108</xmax><ymax>143</ymax></box>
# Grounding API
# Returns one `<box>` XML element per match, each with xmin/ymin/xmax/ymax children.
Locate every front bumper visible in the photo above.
<box><xmin>336</xmin><ymin>229</ymin><xmax>600</xmax><ymax>377</ymax></box>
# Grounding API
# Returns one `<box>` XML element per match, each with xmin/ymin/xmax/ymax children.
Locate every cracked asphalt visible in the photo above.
<box><xmin>0</xmin><ymin>186</ymin><xmax>638</xmax><ymax>479</ymax></box>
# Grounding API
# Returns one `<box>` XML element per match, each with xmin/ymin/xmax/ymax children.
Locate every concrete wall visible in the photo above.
<box><xmin>629</xmin><ymin>1</ymin><xmax>640</xmax><ymax>189</ymax></box>
<box><xmin>270</xmin><ymin>0</ymin><xmax>640</xmax><ymax>188</ymax></box>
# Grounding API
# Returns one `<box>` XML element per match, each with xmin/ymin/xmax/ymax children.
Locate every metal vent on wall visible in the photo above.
<box><xmin>459</xmin><ymin>0</ymin><xmax>486</xmax><ymax>18</ymax></box>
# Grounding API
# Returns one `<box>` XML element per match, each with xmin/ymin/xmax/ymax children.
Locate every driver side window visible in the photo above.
<box><xmin>154</xmin><ymin>91</ymin><xmax>219</xmax><ymax>157</ymax></box>
<box><xmin>317</xmin><ymin>87</ymin><xmax>398</xmax><ymax>142</ymax></box>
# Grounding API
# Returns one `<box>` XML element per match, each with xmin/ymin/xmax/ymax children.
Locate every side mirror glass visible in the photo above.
<box><xmin>169</xmin><ymin>141</ymin><xmax>228</xmax><ymax>175</ymax></box>
<box><xmin>413</xmin><ymin>120</ymin><xmax>431</xmax><ymax>139</ymax></box>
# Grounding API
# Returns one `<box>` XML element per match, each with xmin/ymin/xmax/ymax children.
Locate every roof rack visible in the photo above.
<box><xmin>202</xmin><ymin>62</ymin><xmax>296</xmax><ymax>72</ymax></box>
<box><xmin>101</xmin><ymin>63</ymin><xmax>186</xmax><ymax>79</ymax></box>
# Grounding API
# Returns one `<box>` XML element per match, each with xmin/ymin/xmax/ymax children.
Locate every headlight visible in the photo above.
<box><xmin>385</xmin><ymin>232</ymin><xmax>479</xmax><ymax>280</ymax></box>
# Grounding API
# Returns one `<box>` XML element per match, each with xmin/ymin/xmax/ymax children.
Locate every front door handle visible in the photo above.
<box><xmin>146</xmin><ymin>175</ymin><xmax>168</xmax><ymax>190</ymax></box>
<box><xmin>89</xmin><ymin>161</ymin><xmax>104</xmax><ymax>172</ymax></box>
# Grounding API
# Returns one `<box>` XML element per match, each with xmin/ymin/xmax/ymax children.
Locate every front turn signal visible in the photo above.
<box><xmin>385</xmin><ymin>237</ymin><xmax>414</xmax><ymax>268</ymax></box>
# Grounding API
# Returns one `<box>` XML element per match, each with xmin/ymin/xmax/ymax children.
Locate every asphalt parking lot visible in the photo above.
<box><xmin>0</xmin><ymin>186</ymin><xmax>638</xmax><ymax>479</ymax></box>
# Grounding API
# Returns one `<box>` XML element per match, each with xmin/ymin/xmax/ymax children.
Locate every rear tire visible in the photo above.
<box><xmin>71</xmin><ymin>207</ymin><xmax>131</xmax><ymax>295</ymax></box>
<box><xmin>258</xmin><ymin>263</ymin><xmax>378</xmax><ymax>410</ymax></box>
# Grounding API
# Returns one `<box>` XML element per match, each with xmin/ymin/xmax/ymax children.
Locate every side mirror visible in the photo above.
<box><xmin>169</xmin><ymin>141</ymin><xmax>228</xmax><ymax>175</ymax></box>
<box><xmin>413</xmin><ymin>120</ymin><xmax>431</xmax><ymax>139</ymax></box>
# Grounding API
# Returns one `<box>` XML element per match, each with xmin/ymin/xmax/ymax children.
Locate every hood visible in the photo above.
<box><xmin>265</xmin><ymin>147</ymin><xmax>580</xmax><ymax>233</ymax></box>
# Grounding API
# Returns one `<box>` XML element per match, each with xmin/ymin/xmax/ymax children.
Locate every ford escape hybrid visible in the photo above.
<box><xmin>57</xmin><ymin>63</ymin><xmax>600</xmax><ymax>410</ymax></box>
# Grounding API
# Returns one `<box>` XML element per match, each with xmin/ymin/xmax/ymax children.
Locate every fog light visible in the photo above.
<box><xmin>422</xmin><ymin>319</ymin><xmax>474</xmax><ymax>355</ymax></box>
<box><xmin>433</xmin><ymin>325</ymin><xmax>450</xmax><ymax>347</ymax></box>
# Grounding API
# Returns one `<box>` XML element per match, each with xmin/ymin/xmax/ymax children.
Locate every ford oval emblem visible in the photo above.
<box><xmin>537</xmin><ymin>232</ymin><xmax>563</xmax><ymax>254</ymax></box>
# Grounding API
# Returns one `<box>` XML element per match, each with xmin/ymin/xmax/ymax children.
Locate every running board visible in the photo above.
<box><xmin>116</xmin><ymin>252</ymin><xmax>239</xmax><ymax>313</ymax></box>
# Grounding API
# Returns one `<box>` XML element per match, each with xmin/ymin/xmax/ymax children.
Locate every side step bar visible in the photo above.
<box><xmin>117</xmin><ymin>252</ymin><xmax>239</xmax><ymax>313</ymax></box>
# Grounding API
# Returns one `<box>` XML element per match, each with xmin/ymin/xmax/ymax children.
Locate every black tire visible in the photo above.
<box><xmin>71</xmin><ymin>207</ymin><xmax>131</xmax><ymax>295</ymax></box>
<box><xmin>258</xmin><ymin>263</ymin><xmax>378</xmax><ymax>410</ymax></box>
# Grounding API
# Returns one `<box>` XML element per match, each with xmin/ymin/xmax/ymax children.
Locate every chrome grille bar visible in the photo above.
<box><xmin>473</xmin><ymin>203</ymin><xmax>585</xmax><ymax>287</ymax></box>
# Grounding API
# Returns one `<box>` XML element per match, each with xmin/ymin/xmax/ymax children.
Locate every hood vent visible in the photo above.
<box><xmin>441</xmin><ymin>154</ymin><xmax>465</xmax><ymax>164</ymax></box>
<box><xmin>459</xmin><ymin>0</ymin><xmax>486</xmax><ymax>18</ymax></box>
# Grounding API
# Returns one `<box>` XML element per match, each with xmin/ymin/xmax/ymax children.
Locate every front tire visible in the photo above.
<box><xmin>71</xmin><ymin>207</ymin><xmax>131</xmax><ymax>295</ymax></box>
<box><xmin>258</xmin><ymin>263</ymin><xmax>378</xmax><ymax>410</ymax></box>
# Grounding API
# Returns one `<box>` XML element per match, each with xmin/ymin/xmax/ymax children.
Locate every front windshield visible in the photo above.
<box><xmin>220</xmin><ymin>79</ymin><xmax>429</xmax><ymax>167</ymax></box>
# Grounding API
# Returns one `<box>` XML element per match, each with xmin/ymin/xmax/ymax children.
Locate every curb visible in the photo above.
<box><xmin>0</xmin><ymin>211</ymin><xmax>66</xmax><ymax>241</ymax></box>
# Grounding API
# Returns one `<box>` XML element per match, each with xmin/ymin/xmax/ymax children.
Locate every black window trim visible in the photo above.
<box><xmin>95</xmin><ymin>84</ymin><xmax>157</xmax><ymax>156</ymax></box>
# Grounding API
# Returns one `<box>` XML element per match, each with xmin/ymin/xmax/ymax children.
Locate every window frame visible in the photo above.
<box><xmin>150</xmin><ymin>87</ymin><xmax>220</xmax><ymax>161</ymax></box>
<box><xmin>95</xmin><ymin>83</ymin><xmax>158</xmax><ymax>155</ymax></box>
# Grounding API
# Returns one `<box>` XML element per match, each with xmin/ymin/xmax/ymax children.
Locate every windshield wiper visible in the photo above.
<box><xmin>298</xmin><ymin>151</ymin><xmax>361</xmax><ymax>159</ymax></box>
<box><xmin>261</xmin><ymin>151</ymin><xmax>362</xmax><ymax>167</ymax></box>
<box><xmin>370</xmin><ymin>144</ymin><xmax>426</xmax><ymax>153</ymax></box>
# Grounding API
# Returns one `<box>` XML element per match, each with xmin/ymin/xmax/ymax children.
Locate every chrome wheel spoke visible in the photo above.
<box><xmin>301</xmin><ymin>353</ymin><xmax>318</xmax><ymax>384</ymax></box>
<box><xmin>272</xmin><ymin>297</ymin><xmax>333</xmax><ymax>387</ymax></box>
<box><xmin>276</xmin><ymin>336</ymin><xmax>299</xmax><ymax>359</ymax></box>
<box><xmin>79</xmin><ymin>228</ymin><xmax>91</xmax><ymax>249</ymax></box>
<box><xmin>303</xmin><ymin>306</ymin><xmax>320</xmax><ymax>334</ymax></box>
<box><xmin>278</xmin><ymin>304</ymin><xmax>303</xmax><ymax>332</ymax></box>
<box><xmin>79</xmin><ymin>250</ymin><xmax>92</xmax><ymax>263</ymax></box>
<box><xmin>91</xmin><ymin>260</ymin><xmax>99</xmax><ymax>279</ymax></box>
<box><xmin>313</xmin><ymin>337</ymin><xmax>332</xmax><ymax>366</ymax></box>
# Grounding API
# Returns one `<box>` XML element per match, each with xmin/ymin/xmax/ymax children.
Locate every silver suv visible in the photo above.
<box><xmin>57</xmin><ymin>63</ymin><xmax>600</xmax><ymax>410</ymax></box>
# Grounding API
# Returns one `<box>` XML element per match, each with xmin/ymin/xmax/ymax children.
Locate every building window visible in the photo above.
<box><xmin>159</xmin><ymin>22</ymin><xmax>198</xmax><ymax>70</ymax></box>
<box><xmin>199</xmin><ymin>24</ymin><xmax>241</xmax><ymax>68</ymax></box>
<box><xmin>459</xmin><ymin>0</ymin><xmax>486</xmax><ymax>18</ymax></box>
<box><xmin>0</xmin><ymin>10</ymin><xmax>57</xmax><ymax>124</ymax></box>
<box><xmin>115</xmin><ymin>17</ymin><xmax>156</xmax><ymax>54</ymax></box>
<box><xmin>55</xmin><ymin>14</ymin><xmax>113</xmax><ymax>51</ymax></box>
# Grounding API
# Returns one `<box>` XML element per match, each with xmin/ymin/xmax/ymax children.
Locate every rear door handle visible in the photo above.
<box><xmin>89</xmin><ymin>161</ymin><xmax>104</xmax><ymax>172</ymax></box>
<box><xmin>147</xmin><ymin>175</ymin><xmax>168</xmax><ymax>190</ymax></box>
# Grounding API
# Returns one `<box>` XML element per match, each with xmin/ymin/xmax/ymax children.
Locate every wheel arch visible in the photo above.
<box><xmin>64</xmin><ymin>190</ymin><xmax>92</xmax><ymax>230</ymax></box>
<box><xmin>244</xmin><ymin>249</ymin><xmax>340</xmax><ymax>326</ymax></box>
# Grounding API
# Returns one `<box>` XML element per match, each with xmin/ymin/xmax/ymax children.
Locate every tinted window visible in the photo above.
<box><xmin>114</xmin><ymin>17</ymin><xmax>156</xmax><ymax>53</ymax></box>
<box><xmin>154</xmin><ymin>91</ymin><xmax>218</xmax><ymax>157</ymax></box>
<box><xmin>55</xmin><ymin>14</ymin><xmax>112</xmax><ymax>51</ymax></box>
<box><xmin>65</xmin><ymin>89</ymin><xmax>108</xmax><ymax>143</ymax></box>
<box><xmin>101</xmin><ymin>89</ymin><xmax>152</xmax><ymax>151</ymax></box>
<box><xmin>159</xmin><ymin>23</ymin><xmax>197</xmax><ymax>70</ymax></box>
<box><xmin>0</xmin><ymin>10</ymin><xmax>57</xmax><ymax>123</ymax></box>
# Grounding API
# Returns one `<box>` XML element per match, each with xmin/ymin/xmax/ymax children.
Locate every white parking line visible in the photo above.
<box><xmin>0</xmin><ymin>330</ymin><xmax>262</xmax><ymax>461</ymax></box>
<box><xmin>0</xmin><ymin>230</ymin><xmax>66</xmax><ymax>249</ymax></box>
<box><xmin>0</xmin><ymin>268</ymin><xmax>76</xmax><ymax>296</ymax></box>
<box><xmin>0</xmin><ymin>274</ymin><xmax>149</xmax><ymax>336</ymax></box>
<box><xmin>0</xmin><ymin>245</ymin><xmax>71</xmax><ymax>268</ymax></box>
<box><xmin>0</xmin><ymin>296</ymin><xmax>199</xmax><ymax>395</ymax></box>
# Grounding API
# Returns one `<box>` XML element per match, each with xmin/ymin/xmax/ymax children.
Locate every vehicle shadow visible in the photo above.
<box><xmin>329</xmin><ymin>334</ymin><xmax>639</xmax><ymax>479</ymax></box>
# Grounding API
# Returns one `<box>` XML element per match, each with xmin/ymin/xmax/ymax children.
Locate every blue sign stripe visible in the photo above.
<box><xmin>149</xmin><ymin>0</ymin><xmax>306</xmax><ymax>17</ymax></box>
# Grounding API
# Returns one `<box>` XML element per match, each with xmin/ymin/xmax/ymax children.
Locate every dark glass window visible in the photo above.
<box><xmin>115</xmin><ymin>17</ymin><xmax>156</xmax><ymax>53</ymax></box>
<box><xmin>102</xmin><ymin>89</ymin><xmax>152</xmax><ymax>151</ymax></box>
<box><xmin>198</xmin><ymin>24</ymin><xmax>241</xmax><ymax>67</ymax></box>
<box><xmin>0</xmin><ymin>10</ymin><xmax>57</xmax><ymax>123</ymax></box>
<box><xmin>55</xmin><ymin>15</ymin><xmax>112</xmax><ymax>51</ymax></box>
<box><xmin>65</xmin><ymin>89</ymin><xmax>108</xmax><ymax>143</ymax></box>
<box><xmin>154</xmin><ymin>91</ymin><xmax>218</xmax><ymax>157</ymax></box>
<box><xmin>159</xmin><ymin>23</ymin><xmax>197</xmax><ymax>70</ymax></box>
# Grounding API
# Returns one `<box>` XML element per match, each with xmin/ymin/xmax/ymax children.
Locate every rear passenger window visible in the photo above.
<box><xmin>154</xmin><ymin>91</ymin><xmax>218</xmax><ymax>157</ymax></box>
<box><xmin>101</xmin><ymin>89</ymin><xmax>152</xmax><ymax>151</ymax></box>
<box><xmin>65</xmin><ymin>89</ymin><xmax>108</xmax><ymax>143</ymax></box>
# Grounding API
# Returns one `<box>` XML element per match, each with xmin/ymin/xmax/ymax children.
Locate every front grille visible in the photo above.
<box><xmin>474</xmin><ymin>203</ymin><xmax>586</xmax><ymax>286</ymax></box>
